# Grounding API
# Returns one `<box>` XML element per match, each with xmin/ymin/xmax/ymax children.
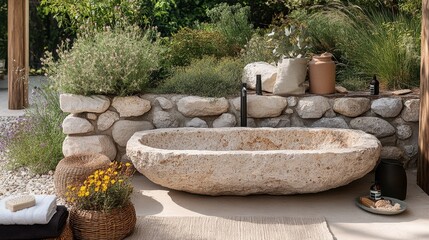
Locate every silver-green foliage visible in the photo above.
<box><xmin>44</xmin><ymin>26</ymin><xmax>164</xmax><ymax>96</ymax></box>
<box><xmin>157</xmin><ymin>56</ymin><xmax>243</xmax><ymax>98</ymax></box>
<box><xmin>7</xmin><ymin>86</ymin><xmax>67</xmax><ymax>174</ymax></box>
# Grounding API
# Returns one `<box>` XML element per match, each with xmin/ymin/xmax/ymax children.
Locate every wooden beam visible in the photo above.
<box><xmin>418</xmin><ymin>0</ymin><xmax>429</xmax><ymax>193</ymax></box>
<box><xmin>7</xmin><ymin>0</ymin><xmax>28</xmax><ymax>109</ymax></box>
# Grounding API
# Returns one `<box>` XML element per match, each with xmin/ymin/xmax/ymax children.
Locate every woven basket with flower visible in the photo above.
<box><xmin>66</xmin><ymin>162</ymin><xmax>136</xmax><ymax>240</ymax></box>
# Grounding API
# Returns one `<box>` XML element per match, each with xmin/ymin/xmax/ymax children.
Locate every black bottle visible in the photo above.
<box><xmin>370</xmin><ymin>181</ymin><xmax>381</xmax><ymax>201</ymax></box>
<box><xmin>370</xmin><ymin>75</ymin><xmax>379</xmax><ymax>95</ymax></box>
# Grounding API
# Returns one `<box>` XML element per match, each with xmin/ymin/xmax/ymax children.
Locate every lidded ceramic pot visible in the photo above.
<box><xmin>309</xmin><ymin>52</ymin><xmax>336</xmax><ymax>94</ymax></box>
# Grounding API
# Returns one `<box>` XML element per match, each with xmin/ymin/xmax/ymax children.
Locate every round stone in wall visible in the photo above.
<box><xmin>371</xmin><ymin>98</ymin><xmax>403</xmax><ymax>118</ymax></box>
<box><xmin>112</xmin><ymin>96</ymin><xmax>151</xmax><ymax>117</ymax></box>
<box><xmin>311</xmin><ymin>117</ymin><xmax>349</xmax><ymax>129</ymax></box>
<box><xmin>97</xmin><ymin>110</ymin><xmax>119</xmax><ymax>131</ymax></box>
<box><xmin>178</xmin><ymin>96</ymin><xmax>229</xmax><ymax>117</ymax></box>
<box><xmin>396</xmin><ymin>125</ymin><xmax>413</xmax><ymax>140</ymax></box>
<box><xmin>380</xmin><ymin>146</ymin><xmax>403</xmax><ymax>160</ymax></box>
<box><xmin>333</xmin><ymin>97</ymin><xmax>370</xmax><ymax>117</ymax></box>
<box><xmin>60</xmin><ymin>94</ymin><xmax>110</xmax><ymax>114</ymax></box>
<box><xmin>112</xmin><ymin>120</ymin><xmax>154</xmax><ymax>147</ymax></box>
<box><xmin>185</xmin><ymin>118</ymin><xmax>208</xmax><ymax>128</ymax></box>
<box><xmin>156</xmin><ymin>97</ymin><xmax>174</xmax><ymax>110</ymax></box>
<box><xmin>401</xmin><ymin>99</ymin><xmax>420</xmax><ymax>122</ymax></box>
<box><xmin>296</xmin><ymin>96</ymin><xmax>330</xmax><ymax>119</ymax></box>
<box><xmin>350</xmin><ymin>117</ymin><xmax>395</xmax><ymax>138</ymax></box>
<box><xmin>62</xmin><ymin>114</ymin><xmax>94</xmax><ymax>134</ymax></box>
<box><xmin>232</xmin><ymin>95</ymin><xmax>287</xmax><ymax>118</ymax></box>
<box><xmin>213</xmin><ymin>113</ymin><xmax>236</xmax><ymax>128</ymax></box>
<box><xmin>153</xmin><ymin>110</ymin><xmax>179</xmax><ymax>128</ymax></box>
<box><xmin>63</xmin><ymin>135</ymin><xmax>117</xmax><ymax>160</ymax></box>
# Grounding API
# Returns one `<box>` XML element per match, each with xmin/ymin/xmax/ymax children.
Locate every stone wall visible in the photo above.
<box><xmin>59</xmin><ymin>93</ymin><xmax>420</xmax><ymax>168</ymax></box>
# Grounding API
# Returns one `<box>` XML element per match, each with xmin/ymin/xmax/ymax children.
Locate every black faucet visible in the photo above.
<box><xmin>240</xmin><ymin>82</ymin><xmax>247</xmax><ymax>127</ymax></box>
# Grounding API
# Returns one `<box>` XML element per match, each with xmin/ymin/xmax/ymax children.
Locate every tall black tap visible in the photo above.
<box><xmin>240</xmin><ymin>82</ymin><xmax>247</xmax><ymax>127</ymax></box>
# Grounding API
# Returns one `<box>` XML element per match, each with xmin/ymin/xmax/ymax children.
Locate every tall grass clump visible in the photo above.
<box><xmin>6</xmin><ymin>86</ymin><xmax>67</xmax><ymax>174</ymax></box>
<box><xmin>44</xmin><ymin>26</ymin><xmax>164</xmax><ymax>96</ymax></box>
<box><xmin>157</xmin><ymin>56</ymin><xmax>243</xmax><ymax>97</ymax></box>
<box><xmin>339</xmin><ymin>10</ymin><xmax>420</xmax><ymax>89</ymax></box>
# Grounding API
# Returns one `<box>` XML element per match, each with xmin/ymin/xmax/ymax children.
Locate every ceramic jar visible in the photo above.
<box><xmin>309</xmin><ymin>52</ymin><xmax>336</xmax><ymax>94</ymax></box>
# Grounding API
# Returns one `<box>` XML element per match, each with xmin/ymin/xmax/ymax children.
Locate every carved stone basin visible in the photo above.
<box><xmin>127</xmin><ymin>127</ymin><xmax>381</xmax><ymax>196</ymax></box>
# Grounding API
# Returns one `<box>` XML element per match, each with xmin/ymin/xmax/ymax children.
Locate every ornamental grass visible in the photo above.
<box><xmin>66</xmin><ymin>162</ymin><xmax>135</xmax><ymax>211</ymax></box>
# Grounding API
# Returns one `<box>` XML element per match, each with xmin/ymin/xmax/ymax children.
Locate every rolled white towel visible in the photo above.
<box><xmin>0</xmin><ymin>195</ymin><xmax>57</xmax><ymax>225</ymax></box>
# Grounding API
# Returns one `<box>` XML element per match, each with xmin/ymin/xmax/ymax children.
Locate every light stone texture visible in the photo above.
<box><xmin>403</xmin><ymin>145</ymin><xmax>418</xmax><ymax>157</ymax></box>
<box><xmin>242</xmin><ymin>62</ymin><xmax>277</xmax><ymax>92</ymax></box>
<box><xmin>287</xmin><ymin>97</ymin><xmax>297</xmax><ymax>107</ymax></box>
<box><xmin>380</xmin><ymin>146</ymin><xmax>403</xmax><ymax>160</ymax></box>
<box><xmin>333</xmin><ymin>98</ymin><xmax>370</xmax><ymax>117</ymax></box>
<box><xmin>379</xmin><ymin>135</ymin><xmax>397</xmax><ymax>146</ymax></box>
<box><xmin>284</xmin><ymin>108</ymin><xmax>294</xmax><ymax>114</ymax></box>
<box><xmin>62</xmin><ymin>114</ymin><xmax>94</xmax><ymax>134</ymax></box>
<box><xmin>290</xmin><ymin>115</ymin><xmax>305</xmax><ymax>127</ymax></box>
<box><xmin>177</xmin><ymin>97</ymin><xmax>229</xmax><ymax>117</ymax></box>
<box><xmin>60</xmin><ymin>94</ymin><xmax>110</xmax><ymax>114</ymax></box>
<box><xmin>112</xmin><ymin>96</ymin><xmax>151</xmax><ymax>117</ymax></box>
<box><xmin>396</xmin><ymin>125</ymin><xmax>413</xmax><ymax>140</ymax></box>
<box><xmin>86</xmin><ymin>113</ymin><xmax>97</xmax><ymax>121</ymax></box>
<box><xmin>112</xmin><ymin>120</ymin><xmax>154</xmax><ymax>147</ymax></box>
<box><xmin>97</xmin><ymin>110</ymin><xmax>119</xmax><ymax>131</ymax></box>
<box><xmin>296</xmin><ymin>96</ymin><xmax>330</xmax><ymax>119</ymax></box>
<box><xmin>127</xmin><ymin>128</ymin><xmax>381</xmax><ymax>196</ymax></box>
<box><xmin>311</xmin><ymin>117</ymin><xmax>349</xmax><ymax>129</ymax></box>
<box><xmin>401</xmin><ymin>99</ymin><xmax>420</xmax><ymax>122</ymax></box>
<box><xmin>324</xmin><ymin>109</ymin><xmax>336</xmax><ymax>118</ymax></box>
<box><xmin>153</xmin><ymin>110</ymin><xmax>179</xmax><ymax>128</ymax></box>
<box><xmin>371</xmin><ymin>98</ymin><xmax>403</xmax><ymax>118</ymax></box>
<box><xmin>63</xmin><ymin>135</ymin><xmax>117</xmax><ymax>160</ymax></box>
<box><xmin>232</xmin><ymin>95</ymin><xmax>287</xmax><ymax>118</ymax></box>
<box><xmin>350</xmin><ymin>117</ymin><xmax>395</xmax><ymax>138</ymax></box>
<box><xmin>185</xmin><ymin>118</ymin><xmax>208</xmax><ymax>128</ymax></box>
<box><xmin>213</xmin><ymin>113</ymin><xmax>236</xmax><ymax>128</ymax></box>
<box><xmin>156</xmin><ymin>97</ymin><xmax>174</xmax><ymax>110</ymax></box>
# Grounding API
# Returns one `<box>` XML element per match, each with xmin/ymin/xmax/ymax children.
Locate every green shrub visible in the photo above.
<box><xmin>339</xmin><ymin>10</ymin><xmax>420</xmax><ymax>89</ymax></box>
<box><xmin>6</xmin><ymin>86</ymin><xmax>67</xmax><ymax>174</ymax></box>
<box><xmin>44</xmin><ymin>26</ymin><xmax>164</xmax><ymax>96</ymax></box>
<box><xmin>157</xmin><ymin>56</ymin><xmax>243</xmax><ymax>97</ymax></box>
<box><xmin>206</xmin><ymin>3</ymin><xmax>254</xmax><ymax>53</ymax></box>
<box><xmin>241</xmin><ymin>32</ymin><xmax>278</xmax><ymax>64</ymax></box>
<box><xmin>167</xmin><ymin>27</ymin><xmax>230</xmax><ymax>67</ymax></box>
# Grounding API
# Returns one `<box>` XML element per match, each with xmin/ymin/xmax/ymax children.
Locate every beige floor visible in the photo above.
<box><xmin>131</xmin><ymin>169</ymin><xmax>429</xmax><ymax>240</ymax></box>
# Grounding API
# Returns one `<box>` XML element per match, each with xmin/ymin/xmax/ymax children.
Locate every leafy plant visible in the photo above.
<box><xmin>167</xmin><ymin>27</ymin><xmax>231</xmax><ymax>67</ymax></box>
<box><xmin>157</xmin><ymin>56</ymin><xmax>243</xmax><ymax>97</ymax></box>
<box><xmin>206</xmin><ymin>3</ymin><xmax>254</xmax><ymax>53</ymax></box>
<box><xmin>66</xmin><ymin>162</ymin><xmax>134</xmax><ymax>211</ymax></box>
<box><xmin>6</xmin><ymin>86</ymin><xmax>67</xmax><ymax>174</ymax></box>
<box><xmin>44</xmin><ymin>26</ymin><xmax>164</xmax><ymax>96</ymax></box>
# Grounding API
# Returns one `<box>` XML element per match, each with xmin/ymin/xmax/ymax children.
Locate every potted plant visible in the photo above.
<box><xmin>66</xmin><ymin>162</ymin><xmax>136</xmax><ymax>240</ymax></box>
<box><xmin>269</xmin><ymin>24</ymin><xmax>311</xmax><ymax>96</ymax></box>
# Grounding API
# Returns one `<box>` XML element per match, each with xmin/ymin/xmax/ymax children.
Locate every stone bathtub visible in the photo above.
<box><xmin>126</xmin><ymin>127</ymin><xmax>381</xmax><ymax>196</ymax></box>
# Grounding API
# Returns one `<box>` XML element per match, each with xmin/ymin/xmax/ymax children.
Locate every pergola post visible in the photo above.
<box><xmin>7</xmin><ymin>0</ymin><xmax>29</xmax><ymax>109</ymax></box>
<box><xmin>418</xmin><ymin>0</ymin><xmax>429</xmax><ymax>193</ymax></box>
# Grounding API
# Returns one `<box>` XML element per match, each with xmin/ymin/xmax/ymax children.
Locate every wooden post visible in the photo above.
<box><xmin>418</xmin><ymin>0</ymin><xmax>429</xmax><ymax>193</ymax></box>
<box><xmin>7</xmin><ymin>0</ymin><xmax>29</xmax><ymax>109</ymax></box>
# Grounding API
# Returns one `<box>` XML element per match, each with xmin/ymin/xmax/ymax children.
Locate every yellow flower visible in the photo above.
<box><xmin>85</xmin><ymin>191</ymin><xmax>90</xmax><ymax>197</ymax></box>
<box><xmin>95</xmin><ymin>187</ymin><xmax>100</xmax><ymax>192</ymax></box>
<box><xmin>110</xmin><ymin>180</ymin><xmax>116</xmax><ymax>184</ymax></box>
<box><xmin>96</xmin><ymin>181</ymin><xmax>102</xmax><ymax>186</ymax></box>
<box><xmin>125</xmin><ymin>163</ymin><xmax>131</xmax><ymax>167</ymax></box>
<box><xmin>80</xmin><ymin>186</ymin><xmax>86</xmax><ymax>191</ymax></box>
<box><xmin>118</xmin><ymin>179</ymin><xmax>124</xmax><ymax>183</ymax></box>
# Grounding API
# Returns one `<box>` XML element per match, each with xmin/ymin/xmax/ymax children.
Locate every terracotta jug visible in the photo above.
<box><xmin>309</xmin><ymin>52</ymin><xmax>336</xmax><ymax>94</ymax></box>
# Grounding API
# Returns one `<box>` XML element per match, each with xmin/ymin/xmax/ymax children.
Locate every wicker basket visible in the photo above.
<box><xmin>70</xmin><ymin>202</ymin><xmax>136</xmax><ymax>240</ymax></box>
<box><xmin>54</xmin><ymin>154</ymin><xmax>111</xmax><ymax>197</ymax></box>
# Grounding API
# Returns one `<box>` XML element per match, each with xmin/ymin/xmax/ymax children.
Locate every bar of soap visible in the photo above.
<box><xmin>5</xmin><ymin>195</ymin><xmax>36</xmax><ymax>212</ymax></box>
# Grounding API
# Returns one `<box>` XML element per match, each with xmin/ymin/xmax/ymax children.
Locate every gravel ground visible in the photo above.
<box><xmin>0</xmin><ymin>116</ymin><xmax>56</xmax><ymax>200</ymax></box>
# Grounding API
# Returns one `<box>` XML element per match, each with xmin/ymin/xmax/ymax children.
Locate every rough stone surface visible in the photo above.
<box><xmin>177</xmin><ymin>97</ymin><xmax>229</xmax><ymax>117</ymax></box>
<box><xmin>112</xmin><ymin>120</ymin><xmax>154</xmax><ymax>147</ymax></box>
<box><xmin>233</xmin><ymin>95</ymin><xmax>287</xmax><ymax>118</ymax></box>
<box><xmin>62</xmin><ymin>114</ymin><xmax>94</xmax><ymax>134</ymax></box>
<box><xmin>259</xmin><ymin>116</ymin><xmax>290</xmax><ymax>128</ymax></box>
<box><xmin>350</xmin><ymin>117</ymin><xmax>395</xmax><ymax>138</ymax></box>
<box><xmin>153</xmin><ymin>110</ymin><xmax>179</xmax><ymax>128</ymax></box>
<box><xmin>379</xmin><ymin>135</ymin><xmax>397</xmax><ymax>146</ymax></box>
<box><xmin>324</xmin><ymin>109</ymin><xmax>337</xmax><ymax>118</ymax></box>
<box><xmin>97</xmin><ymin>110</ymin><xmax>119</xmax><ymax>131</ymax></box>
<box><xmin>401</xmin><ymin>99</ymin><xmax>420</xmax><ymax>122</ymax></box>
<box><xmin>127</xmin><ymin>128</ymin><xmax>381</xmax><ymax>196</ymax></box>
<box><xmin>156</xmin><ymin>97</ymin><xmax>174</xmax><ymax>110</ymax></box>
<box><xmin>185</xmin><ymin>118</ymin><xmax>208</xmax><ymax>128</ymax></box>
<box><xmin>396</xmin><ymin>125</ymin><xmax>413</xmax><ymax>140</ymax></box>
<box><xmin>380</xmin><ymin>146</ymin><xmax>403</xmax><ymax>160</ymax></box>
<box><xmin>333</xmin><ymin>98</ymin><xmax>370</xmax><ymax>117</ymax></box>
<box><xmin>86</xmin><ymin>113</ymin><xmax>97</xmax><ymax>120</ymax></box>
<box><xmin>284</xmin><ymin>108</ymin><xmax>294</xmax><ymax>114</ymax></box>
<box><xmin>242</xmin><ymin>62</ymin><xmax>277</xmax><ymax>92</ymax></box>
<box><xmin>296</xmin><ymin>96</ymin><xmax>330</xmax><ymax>119</ymax></box>
<box><xmin>287</xmin><ymin>97</ymin><xmax>297</xmax><ymax>107</ymax></box>
<box><xmin>60</xmin><ymin>94</ymin><xmax>110</xmax><ymax>114</ymax></box>
<box><xmin>371</xmin><ymin>98</ymin><xmax>403</xmax><ymax>118</ymax></box>
<box><xmin>403</xmin><ymin>145</ymin><xmax>418</xmax><ymax>158</ymax></box>
<box><xmin>213</xmin><ymin>113</ymin><xmax>236</xmax><ymax>128</ymax></box>
<box><xmin>63</xmin><ymin>135</ymin><xmax>117</xmax><ymax>160</ymax></box>
<box><xmin>112</xmin><ymin>96</ymin><xmax>151</xmax><ymax>117</ymax></box>
<box><xmin>290</xmin><ymin>115</ymin><xmax>305</xmax><ymax>127</ymax></box>
<box><xmin>311</xmin><ymin>117</ymin><xmax>349</xmax><ymax>129</ymax></box>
